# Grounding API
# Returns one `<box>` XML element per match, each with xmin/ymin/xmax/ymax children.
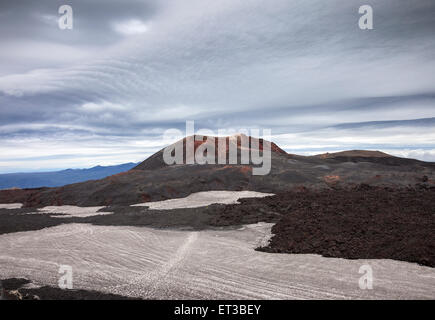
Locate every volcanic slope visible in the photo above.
<box><xmin>0</xmin><ymin>134</ymin><xmax>434</xmax><ymax>207</ymax></box>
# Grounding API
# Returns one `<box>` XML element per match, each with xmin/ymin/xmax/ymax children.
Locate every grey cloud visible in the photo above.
<box><xmin>0</xmin><ymin>0</ymin><xmax>434</xmax><ymax>171</ymax></box>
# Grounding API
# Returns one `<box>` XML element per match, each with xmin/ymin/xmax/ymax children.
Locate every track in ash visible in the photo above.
<box><xmin>0</xmin><ymin>223</ymin><xmax>434</xmax><ymax>299</ymax></box>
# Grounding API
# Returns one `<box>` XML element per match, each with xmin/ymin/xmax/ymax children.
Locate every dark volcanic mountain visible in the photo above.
<box><xmin>0</xmin><ymin>134</ymin><xmax>434</xmax><ymax>207</ymax></box>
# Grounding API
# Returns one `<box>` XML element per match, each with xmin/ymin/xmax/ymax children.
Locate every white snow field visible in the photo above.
<box><xmin>131</xmin><ymin>190</ymin><xmax>275</xmax><ymax>209</ymax></box>
<box><xmin>0</xmin><ymin>203</ymin><xmax>23</xmax><ymax>209</ymax></box>
<box><xmin>0</xmin><ymin>222</ymin><xmax>434</xmax><ymax>299</ymax></box>
<box><xmin>37</xmin><ymin>205</ymin><xmax>112</xmax><ymax>218</ymax></box>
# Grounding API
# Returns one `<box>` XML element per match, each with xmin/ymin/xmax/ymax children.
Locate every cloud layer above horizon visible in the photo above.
<box><xmin>0</xmin><ymin>0</ymin><xmax>435</xmax><ymax>172</ymax></box>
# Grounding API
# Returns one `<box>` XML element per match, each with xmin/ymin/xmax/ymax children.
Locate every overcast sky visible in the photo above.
<box><xmin>0</xmin><ymin>0</ymin><xmax>434</xmax><ymax>173</ymax></box>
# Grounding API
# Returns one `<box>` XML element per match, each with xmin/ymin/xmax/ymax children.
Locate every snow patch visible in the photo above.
<box><xmin>37</xmin><ymin>205</ymin><xmax>112</xmax><ymax>218</ymax></box>
<box><xmin>0</xmin><ymin>203</ymin><xmax>23</xmax><ymax>209</ymax></box>
<box><xmin>131</xmin><ymin>190</ymin><xmax>274</xmax><ymax>210</ymax></box>
<box><xmin>1</xmin><ymin>223</ymin><xmax>433</xmax><ymax>299</ymax></box>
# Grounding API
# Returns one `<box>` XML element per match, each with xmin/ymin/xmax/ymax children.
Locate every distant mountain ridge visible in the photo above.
<box><xmin>0</xmin><ymin>163</ymin><xmax>138</xmax><ymax>190</ymax></box>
